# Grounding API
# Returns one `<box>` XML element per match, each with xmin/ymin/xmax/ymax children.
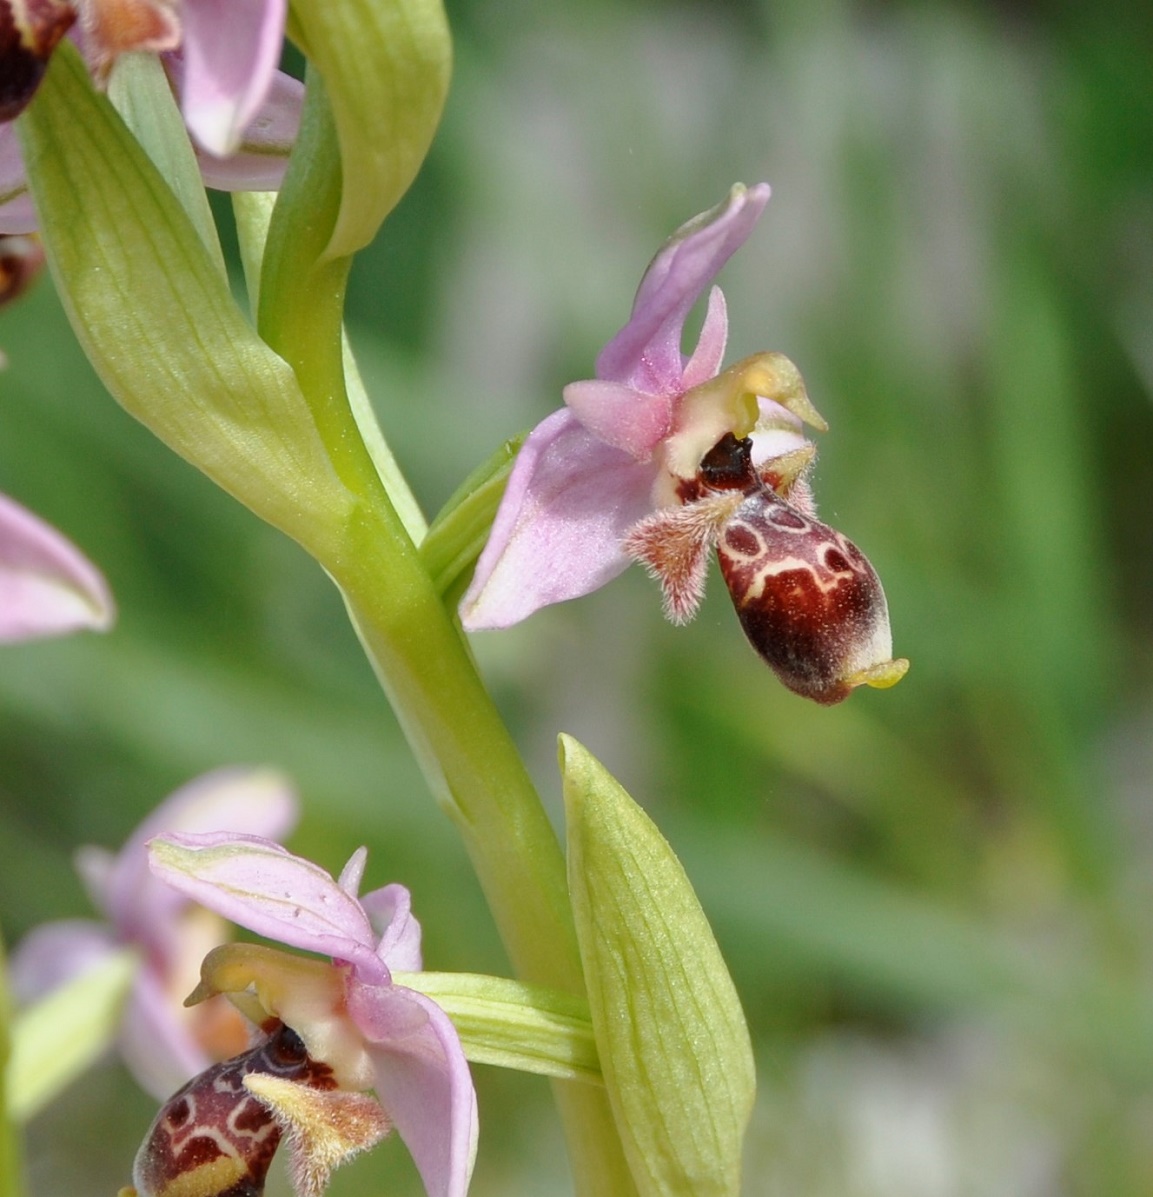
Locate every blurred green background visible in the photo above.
<box><xmin>3</xmin><ymin>0</ymin><xmax>1153</xmax><ymax>1192</ymax></box>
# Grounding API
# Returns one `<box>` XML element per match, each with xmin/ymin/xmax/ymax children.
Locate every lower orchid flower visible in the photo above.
<box><xmin>143</xmin><ymin>834</ymin><xmax>479</xmax><ymax>1197</ymax></box>
<box><xmin>9</xmin><ymin>768</ymin><xmax>298</xmax><ymax>1098</ymax></box>
<box><xmin>460</xmin><ymin>183</ymin><xmax>907</xmax><ymax>703</ymax></box>
<box><xmin>0</xmin><ymin>0</ymin><xmax>301</xmax><ymax>232</ymax></box>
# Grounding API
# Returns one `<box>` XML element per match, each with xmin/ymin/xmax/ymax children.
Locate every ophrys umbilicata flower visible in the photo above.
<box><xmin>145</xmin><ymin>834</ymin><xmax>478</xmax><ymax>1197</ymax></box>
<box><xmin>461</xmin><ymin>183</ymin><xmax>906</xmax><ymax>703</ymax></box>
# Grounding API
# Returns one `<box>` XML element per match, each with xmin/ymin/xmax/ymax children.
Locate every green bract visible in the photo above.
<box><xmin>394</xmin><ymin>971</ymin><xmax>600</xmax><ymax>1083</ymax></box>
<box><xmin>561</xmin><ymin>735</ymin><xmax>755</xmax><ymax>1197</ymax></box>
<box><xmin>18</xmin><ymin>46</ymin><xmax>357</xmax><ymax>566</ymax></box>
<box><xmin>288</xmin><ymin>0</ymin><xmax>451</xmax><ymax>259</ymax></box>
<box><xmin>106</xmin><ymin>52</ymin><xmax>225</xmax><ymax>275</ymax></box>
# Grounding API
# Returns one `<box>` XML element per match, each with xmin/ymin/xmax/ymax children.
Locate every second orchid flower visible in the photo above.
<box><xmin>461</xmin><ymin>183</ymin><xmax>907</xmax><ymax>704</ymax></box>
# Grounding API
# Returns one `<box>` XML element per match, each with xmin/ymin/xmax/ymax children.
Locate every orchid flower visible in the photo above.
<box><xmin>461</xmin><ymin>183</ymin><xmax>907</xmax><ymax>703</ymax></box>
<box><xmin>0</xmin><ymin>489</ymin><xmax>114</xmax><ymax>640</ymax></box>
<box><xmin>145</xmin><ymin>834</ymin><xmax>479</xmax><ymax>1197</ymax></box>
<box><xmin>460</xmin><ymin>183</ymin><xmax>811</xmax><ymax>631</ymax></box>
<box><xmin>0</xmin><ymin>0</ymin><xmax>301</xmax><ymax>233</ymax></box>
<box><xmin>8</xmin><ymin>768</ymin><xmax>298</xmax><ymax>1098</ymax></box>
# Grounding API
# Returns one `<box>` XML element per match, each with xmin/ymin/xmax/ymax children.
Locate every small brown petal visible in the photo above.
<box><xmin>624</xmin><ymin>492</ymin><xmax>742</xmax><ymax>625</ymax></box>
<box><xmin>80</xmin><ymin>0</ymin><xmax>180</xmax><ymax>78</ymax></box>
<box><xmin>244</xmin><ymin>1074</ymin><xmax>390</xmax><ymax>1197</ymax></box>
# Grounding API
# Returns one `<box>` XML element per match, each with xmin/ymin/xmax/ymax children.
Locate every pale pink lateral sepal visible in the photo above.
<box><xmin>178</xmin><ymin>0</ymin><xmax>287</xmax><ymax>157</ymax></box>
<box><xmin>0</xmin><ymin>492</ymin><xmax>114</xmax><ymax>641</ymax></box>
<box><xmin>460</xmin><ymin>409</ymin><xmax>658</xmax><ymax>629</ymax></box>
<box><xmin>191</xmin><ymin>68</ymin><xmax>302</xmax><ymax>191</ymax></box>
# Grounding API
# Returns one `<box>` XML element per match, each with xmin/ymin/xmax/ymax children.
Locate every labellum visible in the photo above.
<box><xmin>0</xmin><ymin>234</ymin><xmax>45</xmax><ymax>305</ymax></box>
<box><xmin>0</xmin><ymin>0</ymin><xmax>76</xmax><ymax>120</ymax></box>
<box><xmin>127</xmin><ymin>1021</ymin><xmax>336</xmax><ymax>1197</ymax></box>
<box><xmin>626</xmin><ymin>433</ymin><xmax>907</xmax><ymax>704</ymax></box>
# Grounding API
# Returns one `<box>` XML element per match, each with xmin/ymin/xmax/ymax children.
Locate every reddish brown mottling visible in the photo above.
<box><xmin>704</xmin><ymin>437</ymin><xmax>895</xmax><ymax>704</ymax></box>
<box><xmin>718</xmin><ymin>501</ymin><xmax>891</xmax><ymax>705</ymax></box>
<box><xmin>0</xmin><ymin>235</ymin><xmax>45</xmax><ymax>307</ymax></box>
<box><xmin>131</xmin><ymin>1024</ymin><xmax>336</xmax><ymax>1197</ymax></box>
<box><xmin>722</xmin><ymin>523</ymin><xmax>760</xmax><ymax>556</ymax></box>
<box><xmin>0</xmin><ymin>0</ymin><xmax>76</xmax><ymax>120</ymax></box>
<box><xmin>629</xmin><ymin>432</ymin><xmax>900</xmax><ymax>704</ymax></box>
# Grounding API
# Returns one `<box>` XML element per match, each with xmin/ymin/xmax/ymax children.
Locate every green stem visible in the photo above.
<box><xmin>257</xmin><ymin>69</ymin><xmax>637</xmax><ymax>1197</ymax></box>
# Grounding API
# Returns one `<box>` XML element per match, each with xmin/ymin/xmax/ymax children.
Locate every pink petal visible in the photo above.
<box><xmin>177</xmin><ymin>0</ymin><xmax>287</xmax><ymax>157</ymax></box>
<box><xmin>562</xmin><ymin>379</ymin><xmax>672</xmax><ymax>460</ymax></box>
<box><xmin>337</xmin><ymin>847</ymin><xmax>368</xmax><ymax>899</ymax></box>
<box><xmin>348</xmin><ymin>981</ymin><xmax>478</xmax><ymax>1197</ymax></box>
<box><xmin>7</xmin><ymin>920</ymin><xmax>117</xmax><ymax>1003</ymax></box>
<box><xmin>101</xmin><ymin>768</ymin><xmax>299</xmax><ymax>956</ymax></box>
<box><xmin>0</xmin><ymin>193</ymin><xmax>37</xmax><ymax>235</ymax></box>
<box><xmin>360</xmin><ymin>884</ymin><xmax>423</xmax><ymax>973</ymax></box>
<box><xmin>459</xmin><ymin>409</ymin><xmax>658</xmax><ymax>630</ymax></box>
<box><xmin>118</xmin><ymin>968</ymin><xmax>212</xmax><ymax>1099</ymax></box>
<box><xmin>147</xmin><ymin>833</ymin><xmax>388</xmax><ymax>983</ymax></box>
<box><xmin>595</xmin><ymin>182</ymin><xmax>770</xmax><ymax>394</ymax></box>
<box><xmin>192</xmin><ymin>68</ymin><xmax>302</xmax><ymax>191</ymax></box>
<box><xmin>681</xmin><ymin>286</ymin><xmax>728</xmax><ymax>389</ymax></box>
<box><xmin>0</xmin><ymin>492</ymin><xmax>114</xmax><ymax>641</ymax></box>
<box><xmin>0</xmin><ymin>126</ymin><xmax>35</xmax><ymax>234</ymax></box>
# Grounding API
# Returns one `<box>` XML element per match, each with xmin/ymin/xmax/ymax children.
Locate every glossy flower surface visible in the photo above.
<box><xmin>460</xmin><ymin>182</ymin><xmax>823</xmax><ymax>630</ymax></box>
<box><xmin>9</xmin><ymin>768</ymin><xmax>298</xmax><ymax>1097</ymax></box>
<box><xmin>148</xmin><ymin>834</ymin><xmax>479</xmax><ymax>1197</ymax></box>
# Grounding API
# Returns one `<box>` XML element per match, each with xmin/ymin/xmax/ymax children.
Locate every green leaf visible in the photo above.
<box><xmin>419</xmin><ymin>435</ymin><xmax>521</xmax><ymax>597</ymax></box>
<box><xmin>7</xmin><ymin>949</ymin><xmax>136</xmax><ymax>1124</ymax></box>
<box><xmin>287</xmin><ymin>0</ymin><xmax>451</xmax><ymax>257</ymax></box>
<box><xmin>106</xmin><ymin>51</ymin><xmax>225</xmax><ymax>276</ymax></box>
<box><xmin>561</xmin><ymin>736</ymin><xmax>755</xmax><ymax>1197</ymax></box>
<box><xmin>396</xmin><ymin>971</ymin><xmax>600</xmax><ymax>1083</ymax></box>
<box><xmin>18</xmin><ymin>45</ymin><xmax>355</xmax><ymax>566</ymax></box>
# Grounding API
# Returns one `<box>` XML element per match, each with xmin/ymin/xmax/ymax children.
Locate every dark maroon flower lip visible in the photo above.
<box><xmin>0</xmin><ymin>231</ymin><xmax>45</xmax><ymax>305</ymax></box>
<box><xmin>0</xmin><ymin>0</ymin><xmax>76</xmax><ymax>122</ymax></box>
<box><xmin>627</xmin><ymin>432</ymin><xmax>908</xmax><ymax>704</ymax></box>
<box><xmin>130</xmin><ymin>1023</ymin><xmax>337</xmax><ymax>1197</ymax></box>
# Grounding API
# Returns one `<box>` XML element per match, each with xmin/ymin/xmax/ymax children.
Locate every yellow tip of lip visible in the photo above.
<box><xmin>847</xmin><ymin>657</ymin><xmax>910</xmax><ymax>691</ymax></box>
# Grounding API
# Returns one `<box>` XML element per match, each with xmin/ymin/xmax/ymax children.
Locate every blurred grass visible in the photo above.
<box><xmin>2</xmin><ymin>0</ymin><xmax>1153</xmax><ymax>1193</ymax></box>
